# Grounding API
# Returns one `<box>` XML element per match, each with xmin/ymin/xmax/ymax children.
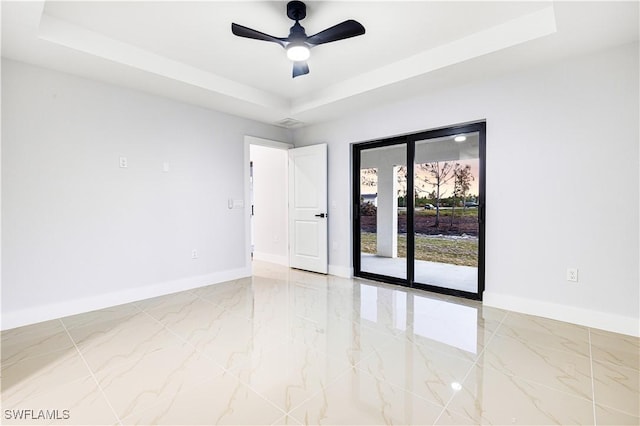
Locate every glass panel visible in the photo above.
<box><xmin>414</xmin><ymin>133</ymin><xmax>480</xmax><ymax>292</ymax></box>
<box><xmin>359</xmin><ymin>144</ymin><xmax>407</xmax><ymax>279</ymax></box>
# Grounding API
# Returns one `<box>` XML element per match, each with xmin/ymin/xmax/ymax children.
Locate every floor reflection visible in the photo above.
<box><xmin>356</xmin><ymin>282</ymin><xmax>479</xmax><ymax>353</ymax></box>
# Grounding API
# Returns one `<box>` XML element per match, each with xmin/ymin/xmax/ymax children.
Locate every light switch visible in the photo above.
<box><xmin>163</xmin><ymin>162</ymin><xmax>169</xmax><ymax>172</ymax></box>
<box><xmin>228</xmin><ymin>199</ymin><xmax>244</xmax><ymax>209</ymax></box>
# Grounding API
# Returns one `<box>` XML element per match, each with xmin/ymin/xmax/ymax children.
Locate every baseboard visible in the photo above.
<box><xmin>1</xmin><ymin>267</ymin><xmax>251</xmax><ymax>331</ymax></box>
<box><xmin>329</xmin><ymin>264</ymin><xmax>352</xmax><ymax>278</ymax></box>
<box><xmin>252</xmin><ymin>252</ymin><xmax>288</xmax><ymax>267</ymax></box>
<box><xmin>483</xmin><ymin>292</ymin><xmax>640</xmax><ymax>337</ymax></box>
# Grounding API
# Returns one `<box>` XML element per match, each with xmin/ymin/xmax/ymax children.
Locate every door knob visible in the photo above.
<box><xmin>315</xmin><ymin>213</ymin><xmax>327</xmax><ymax>218</ymax></box>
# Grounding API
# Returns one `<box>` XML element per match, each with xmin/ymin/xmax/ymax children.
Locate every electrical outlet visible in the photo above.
<box><xmin>191</xmin><ymin>249</ymin><xmax>198</xmax><ymax>259</ymax></box>
<box><xmin>119</xmin><ymin>156</ymin><xmax>128</xmax><ymax>168</ymax></box>
<box><xmin>566</xmin><ymin>268</ymin><xmax>578</xmax><ymax>282</ymax></box>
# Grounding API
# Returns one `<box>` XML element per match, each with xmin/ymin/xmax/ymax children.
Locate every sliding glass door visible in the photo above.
<box><xmin>413</xmin><ymin>132</ymin><xmax>481</xmax><ymax>294</ymax></box>
<box><xmin>353</xmin><ymin>123</ymin><xmax>485</xmax><ymax>299</ymax></box>
<box><xmin>357</xmin><ymin>143</ymin><xmax>407</xmax><ymax>282</ymax></box>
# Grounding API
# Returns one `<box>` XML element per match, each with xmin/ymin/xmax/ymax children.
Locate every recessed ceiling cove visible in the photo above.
<box><xmin>2</xmin><ymin>1</ymin><xmax>637</xmax><ymax>126</ymax></box>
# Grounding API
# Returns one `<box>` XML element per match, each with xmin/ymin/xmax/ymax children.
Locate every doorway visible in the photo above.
<box><xmin>352</xmin><ymin>122</ymin><xmax>486</xmax><ymax>300</ymax></box>
<box><xmin>244</xmin><ymin>136</ymin><xmax>293</xmax><ymax>269</ymax></box>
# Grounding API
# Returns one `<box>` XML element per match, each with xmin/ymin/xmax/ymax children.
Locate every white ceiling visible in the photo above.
<box><xmin>2</xmin><ymin>1</ymin><xmax>638</xmax><ymax>127</ymax></box>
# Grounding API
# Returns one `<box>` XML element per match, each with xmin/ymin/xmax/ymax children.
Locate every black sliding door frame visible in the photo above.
<box><xmin>352</xmin><ymin>136</ymin><xmax>407</xmax><ymax>287</ymax></box>
<box><xmin>352</xmin><ymin>121</ymin><xmax>486</xmax><ymax>300</ymax></box>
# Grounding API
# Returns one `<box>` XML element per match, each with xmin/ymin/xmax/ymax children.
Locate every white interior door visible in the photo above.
<box><xmin>289</xmin><ymin>144</ymin><xmax>328</xmax><ymax>274</ymax></box>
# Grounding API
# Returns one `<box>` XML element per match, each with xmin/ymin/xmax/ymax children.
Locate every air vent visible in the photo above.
<box><xmin>276</xmin><ymin>118</ymin><xmax>305</xmax><ymax>128</ymax></box>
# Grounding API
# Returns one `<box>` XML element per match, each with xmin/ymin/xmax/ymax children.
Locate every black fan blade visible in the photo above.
<box><xmin>292</xmin><ymin>61</ymin><xmax>309</xmax><ymax>78</ymax></box>
<box><xmin>232</xmin><ymin>23</ymin><xmax>286</xmax><ymax>47</ymax></box>
<box><xmin>306</xmin><ymin>20</ymin><xmax>365</xmax><ymax>46</ymax></box>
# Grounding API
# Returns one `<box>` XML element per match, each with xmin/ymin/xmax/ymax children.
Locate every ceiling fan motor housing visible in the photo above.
<box><xmin>287</xmin><ymin>1</ymin><xmax>306</xmax><ymax>21</ymax></box>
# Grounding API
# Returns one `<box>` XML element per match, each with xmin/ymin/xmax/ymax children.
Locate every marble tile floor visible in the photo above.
<box><xmin>1</xmin><ymin>261</ymin><xmax>638</xmax><ymax>425</ymax></box>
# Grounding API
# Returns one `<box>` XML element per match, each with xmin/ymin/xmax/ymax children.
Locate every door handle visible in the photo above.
<box><xmin>315</xmin><ymin>213</ymin><xmax>327</xmax><ymax>218</ymax></box>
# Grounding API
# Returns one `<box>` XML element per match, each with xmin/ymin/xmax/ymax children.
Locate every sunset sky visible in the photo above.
<box><xmin>361</xmin><ymin>159</ymin><xmax>480</xmax><ymax>199</ymax></box>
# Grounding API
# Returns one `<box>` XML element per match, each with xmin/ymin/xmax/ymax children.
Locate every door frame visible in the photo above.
<box><xmin>243</xmin><ymin>136</ymin><xmax>294</xmax><ymax>272</ymax></box>
<box><xmin>352</xmin><ymin>121</ymin><xmax>486</xmax><ymax>300</ymax></box>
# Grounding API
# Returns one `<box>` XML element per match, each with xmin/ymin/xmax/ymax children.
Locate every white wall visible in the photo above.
<box><xmin>294</xmin><ymin>42</ymin><xmax>640</xmax><ymax>336</ymax></box>
<box><xmin>1</xmin><ymin>58</ymin><xmax>290</xmax><ymax>329</ymax></box>
<box><xmin>3</xmin><ymin>42</ymin><xmax>638</xmax><ymax>336</ymax></box>
<box><xmin>250</xmin><ymin>144</ymin><xmax>288</xmax><ymax>265</ymax></box>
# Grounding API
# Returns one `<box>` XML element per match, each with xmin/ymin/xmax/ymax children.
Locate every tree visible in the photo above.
<box><xmin>360</xmin><ymin>168</ymin><xmax>379</xmax><ymax>216</ymax></box>
<box><xmin>361</xmin><ymin>168</ymin><xmax>378</xmax><ymax>188</ymax></box>
<box><xmin>450</xmin><ymin>163</ymin><xmax>474</xmax><ymax>229</ymax></box>
<box><xmin>396</xmin><ymin>165</ymin><xmax>408</xmax><ymax>199</ymax></box>
<box><xmin>455</xmin><ymin>164</ymin><xmax>474</xmax><ymax>210</ymax></box>
<box><xmin>418</xmin><ymin>162</ymin><xmax>454</xmax><ymax>227</ymax></box>
<box><xmin>396</xmin><ymin>165</ymin><xmax>420</xmax><ymax>208</ymax></box>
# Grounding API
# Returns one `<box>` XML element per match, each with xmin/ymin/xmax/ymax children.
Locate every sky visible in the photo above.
<box><xmin>361</xmin><ymin>159</ymin><xmax>480</xmax><ymax>199</ymax></box>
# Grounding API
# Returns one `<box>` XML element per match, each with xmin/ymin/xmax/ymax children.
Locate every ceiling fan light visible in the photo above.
<box><xmin>286</xmin><ymin>43</ymin><xmax>310</xmax><ymax>61</ymax></box>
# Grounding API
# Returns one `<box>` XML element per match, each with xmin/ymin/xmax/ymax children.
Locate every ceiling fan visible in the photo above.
<box><xmin>231</xmin><ymin>1</ymin><xmax>365</xmax><ymax>78</ymax></box>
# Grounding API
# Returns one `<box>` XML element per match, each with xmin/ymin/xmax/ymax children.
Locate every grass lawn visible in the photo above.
<box><xmin>360</xmin><ymin>232</ymin><xmax>478</xmax><ymax>267</ymax></box>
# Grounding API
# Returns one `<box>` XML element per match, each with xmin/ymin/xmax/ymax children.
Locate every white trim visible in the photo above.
<box><xmin>483</xmin><ymin>292</ymin><xmax>640</xmax><ymax>337</ymax></box>
<box><xmin>245</xmin><ymin>135</ymin><xmax>293</xmax><ymax>151</ymax></box>
<box><xmin>253</xmin><ymin>251</ymin><xmax>288</xmax><ymax>267</ymax></box>
<box><xmin>329</xmin><ymin>264</ymin><xmax>352</xmax><ymax>278</ymax></box>
<box><xmin>1</xmin><ymin>267</ymin><xmax>250</xmax><ymax>331</ymax></box>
